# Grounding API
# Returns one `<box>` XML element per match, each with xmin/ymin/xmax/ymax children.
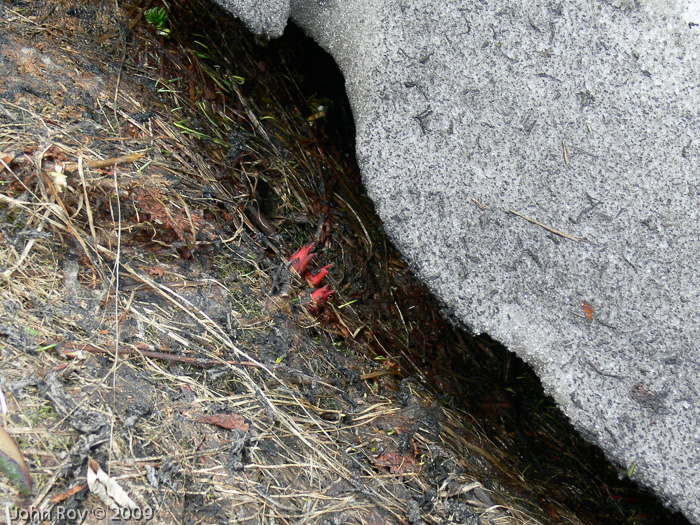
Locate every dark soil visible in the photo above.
<box><xmin>0</xmin><ymin>0</ymin><xmax>690</xmax><ymax>524</ymax></box>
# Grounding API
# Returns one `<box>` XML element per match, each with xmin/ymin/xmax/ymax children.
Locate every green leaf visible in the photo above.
<box><xmin>145</xmin><ymin>7</ymin><xmax>168</xmax><ymax>29</ymax></box>
<box><xmin>145</xmin><ymin>7</ymin><xmax>170</xmax><ymax>38</ymax></box>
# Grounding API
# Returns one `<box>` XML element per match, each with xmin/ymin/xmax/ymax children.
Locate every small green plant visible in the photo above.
<box><xmin>145</xmin><ymin>7</ymin><xmax>171</xmax><ymax>38</ymax></box>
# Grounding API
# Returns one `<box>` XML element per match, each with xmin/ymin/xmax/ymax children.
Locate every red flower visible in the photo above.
<box><xmin>289</xmin><ymin>243</ymin><xmax>315</xmax><ymax>274</ymax></box>
<box><xmin>307</xmin><ymin>264</ymin><xmax>333</xmax><ymax>287</ymax></box>
<box><xmin>310</xmin><ymin>284</ymin><xmax>334</xmax><ymax>307</ymax></box>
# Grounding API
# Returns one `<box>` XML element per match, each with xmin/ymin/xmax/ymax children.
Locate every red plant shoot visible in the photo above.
<box><xmin>289</xmin><ymin>243</ymin><xmax>315</xmax><ymax>274</ymax></box>
<box><xmin>307</xmin><ymin>264</ymin><xmax>333</xmax><ymax>287</ymax></box>
<box><xmin>310</xmin><ymin>284</ymin><xmax>334</xmax><ymax>307</ymax></box>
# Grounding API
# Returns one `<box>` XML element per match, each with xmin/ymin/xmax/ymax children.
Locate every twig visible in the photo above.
<box><xmin>62</xmin><ymin>153</ymin><xmax>144</xmax><ymax>172</ymax></box>
<box><xmin>0</xmin><ymin>153</ymin><xmax>143</xmax><ymax>174</ymax></box>
<box><xmin>471</xmin><ymin>197</ymin><xmax>488</xmax><ymax>210</ymax></box>
<box><xmin>77</xmin><ymin>156</ymin><xmax>98</xmax><ymax>247</ymax></box>
<box><xmin>508</xmin><ymin>209</ymin><xmax>580</xmax><ymax>241</ymax></box>
<box><xmin>230</xmin><ymin>82</ymin><xmax>272</xmax><ymax>145</ymax></box>
<box><xmin>71</xmin><ymin>342</ymin><xmax>267</xmax><ymax>368</ymax></box>
<box><xmin>73</xmin><ymin>342</ymin><xmax>395</xmax><ymax>384</ymax></box>
<box><xmin>360</xmin><ymin>370</ymin><xmax>402</xmax><ymax>381</ymax></box>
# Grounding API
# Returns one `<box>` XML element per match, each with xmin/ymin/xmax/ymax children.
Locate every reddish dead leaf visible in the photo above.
<box><xmin>631</xmin><ymin>382</ymin><xmax>656</xmax><ymax>402</ymax></box>
<box><xmin>43</xmin><ymin>145</ymin><xmax>70</xmax><ymax>164</ymax></box>
<box><xmin>147</xmin><ymin>265</ymin><xmax>165</xmax><ymax>277</ymax></box>
<box><xmin>581</xmin><ymin>301</ymin><xmax>594</xmax><ymax>321</ymax></box>
<box><xmin>62</xmin><ymin>346</ymin><xmax>86</xmax><ymax>359</ymax></box>
<box><xmin>197</xmin><ymin>413</ymin><xmax>250</xmax><ymax>432</ymax></box>
<box><xmin>49</xmin><ymin>483</ymin><xmax>86</xmax><ymax>504</ymax></box>
<box><xmin>174</xmin><ymin>208</ymin><xmax>206</xmax><ymax>243</ymax></box>
<box><xmin>371</xmin><ymin>451</ymin><xmax>418</xmax><ymax>475</ymax></box>
<box><xmin>0</xmin><ymin>152</ymin><xmax>16</xmax><ymax>171</ymax></box>
<box><xmin>130</xmin><ymin>187</ymin><xmax>186</xmax><ymax>242</ymax></box>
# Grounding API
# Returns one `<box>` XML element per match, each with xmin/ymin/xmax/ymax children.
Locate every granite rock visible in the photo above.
<box><xmin>214</xmin><ymin>0</ymin><xmax>289</xmax><ymax>38</ymax></box>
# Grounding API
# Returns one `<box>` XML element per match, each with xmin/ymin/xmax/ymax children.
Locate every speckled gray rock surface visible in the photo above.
<box><xmin>213</xmin><ymin>0</ymin><xmax>289</xmax><ymax>38</ymax></box>
<box><xmin>214</xmin><ymin>0</ymin><xmax>700</xmax><ymax>521</ymax></box>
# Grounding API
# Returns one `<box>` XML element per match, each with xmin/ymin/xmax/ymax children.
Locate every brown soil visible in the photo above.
<box><xmin>0</xmin><ymin>1</ymin><xmax>690</xmax><ymax>524</ymax></box>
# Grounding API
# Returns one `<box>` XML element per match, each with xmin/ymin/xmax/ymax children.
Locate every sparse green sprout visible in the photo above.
<box><xmin>338</xmin><ymin>299</ymin><xmax>357</xmax><ymax>308</ymax></box>
<box><xmin>145</xmin><ymin>7</ymin><xmax>171</xmax><ymax>38</ymax></box>
<box><xmin>194</xmin><ymin>41</ymin><xmax>212</xmax><ymax>60</ymax></box>
<box><xmin>519</xmin><ymin>463</ymin><xmax>532</xmax><ymax>481</ymax></box>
